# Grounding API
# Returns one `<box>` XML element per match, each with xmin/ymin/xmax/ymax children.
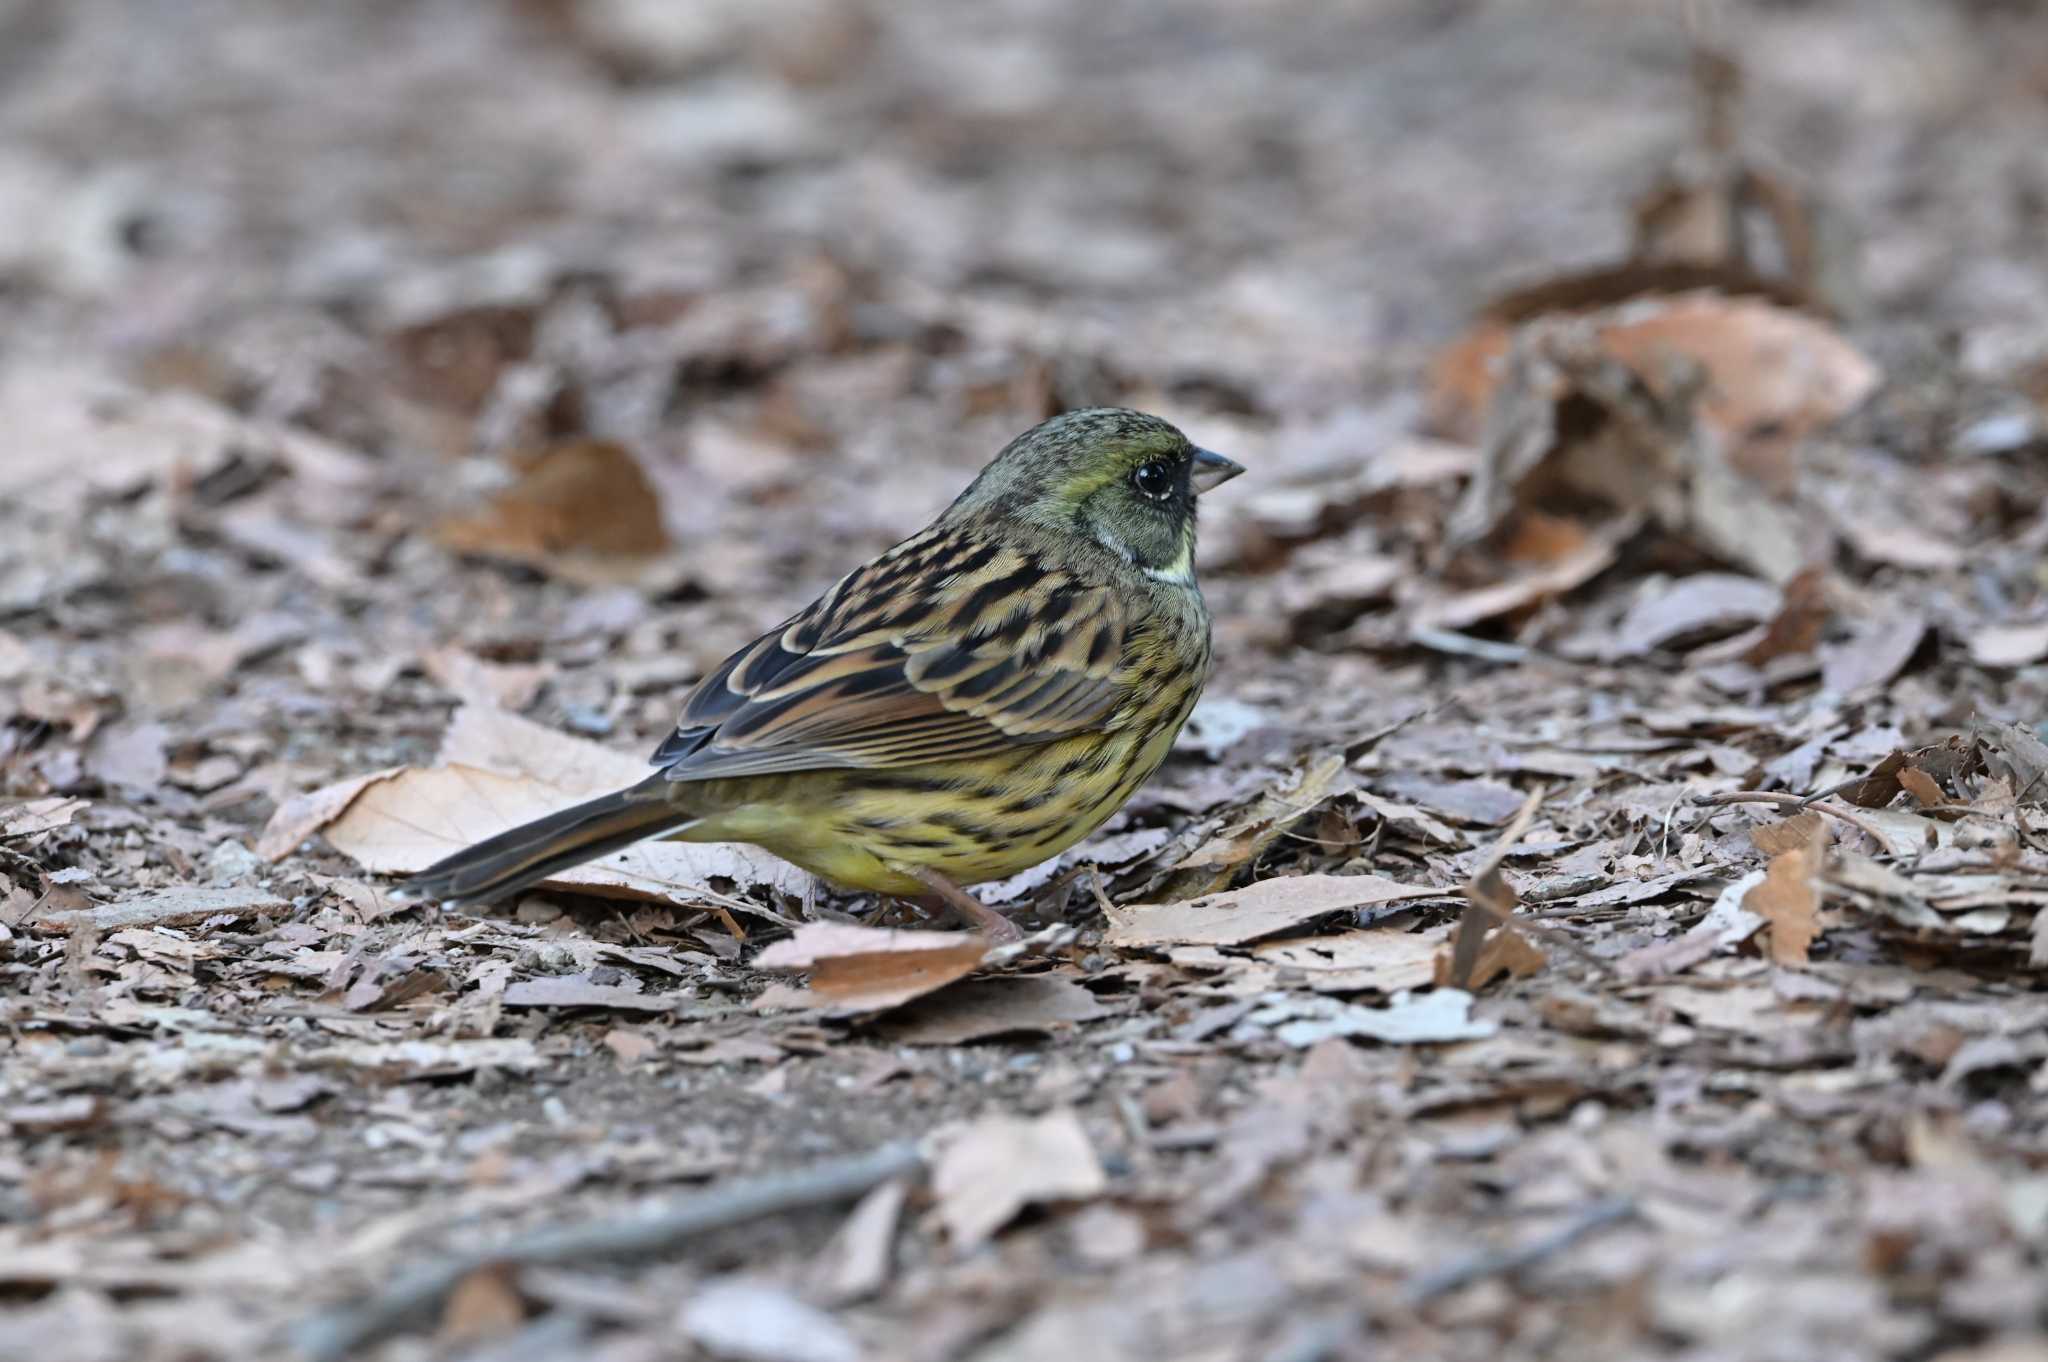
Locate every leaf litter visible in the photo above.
<box><xmin>6</xmin><ymin>7</ymin><xmax>2048</xmax><ymax>1362</ymax></box>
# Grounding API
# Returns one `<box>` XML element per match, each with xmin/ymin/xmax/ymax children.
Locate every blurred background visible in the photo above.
<box><xmin>4</xmin><ymin>0</ymin><xmax>2046</xmax><ymax>741</ymax></box>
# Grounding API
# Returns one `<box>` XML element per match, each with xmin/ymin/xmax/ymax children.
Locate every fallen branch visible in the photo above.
<box><xmin>1402</xmin><ymin>1197</ymin><xmax>1636</xmax><ymax>1305</ymax></box>
<box><xmin>291</xmin><ymin>1140</ymin><xmax>926</xmax><ymax>1361</ymax></box>
<box><xmin>1690</xmin><ymin>790</ymin><xmax>1888</xmax><ymax>846</ymax></box>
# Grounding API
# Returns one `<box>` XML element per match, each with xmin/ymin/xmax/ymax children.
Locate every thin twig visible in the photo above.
<box><xmin>1690</xmin><ymin>790</ymin><xmax>1889</xmax><ymax>846</ymax></box>
<box><xmin>1402</xmin><ymin>1197</ymin><xmax>1636</xmax><ymax>1305</ymax></box>
<box><xmin>291</xmin><ymin>1141</ymin><xmax>925</xmax><ymax>1361</ymax></box>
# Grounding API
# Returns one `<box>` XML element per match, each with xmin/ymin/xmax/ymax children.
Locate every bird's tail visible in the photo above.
<box><xmin>396</xmin><ymin>775</ymin><xmax>693</xmax><ymax>907</ymax></box>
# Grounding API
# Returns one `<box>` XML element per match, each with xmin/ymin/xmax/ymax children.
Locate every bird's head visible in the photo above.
<box><xmin>946</xmin><ymin>408</ymin><xmax>1244</xmax><ymax>581</ymax></box>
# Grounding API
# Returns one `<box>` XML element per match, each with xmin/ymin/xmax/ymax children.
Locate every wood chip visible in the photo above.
<box><xmin>29</xmin><ymin>886</ymin><xmax>288</xmax><ymax>934</ymax></box>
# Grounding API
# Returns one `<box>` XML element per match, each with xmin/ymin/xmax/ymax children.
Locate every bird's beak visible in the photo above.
<box><xmin>1191</xmin><ymin>448</ymin><xmax>1244</xmax><ymax>495</ymax></box>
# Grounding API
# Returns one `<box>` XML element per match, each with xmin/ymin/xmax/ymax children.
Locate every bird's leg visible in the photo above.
<box><xmin>902</xmin><ymin>866</ymin><xmax>1022</xmax><ymax>944</ymax></box>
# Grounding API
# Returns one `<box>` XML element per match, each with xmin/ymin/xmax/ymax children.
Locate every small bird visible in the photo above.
<box><xmin>398</xmin><ymin>408</ymin><xmax>1243</xmax><ymax>939</ymax></box>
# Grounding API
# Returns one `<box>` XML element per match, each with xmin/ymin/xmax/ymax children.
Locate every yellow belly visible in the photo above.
<box><xmin>674</xmin><ymin>723</ymin><xmax>1180</xmax><ymax>898</ymax></box>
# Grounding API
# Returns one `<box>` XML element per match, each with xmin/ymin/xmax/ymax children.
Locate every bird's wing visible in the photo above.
<box><xmin>648</xmin><ymin>526</ymin><xmax>1131</xmax><ymax>781</ymax></box>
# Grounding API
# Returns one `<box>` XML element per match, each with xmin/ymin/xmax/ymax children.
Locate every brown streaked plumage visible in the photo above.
<box><xmin>397</xmin><ymin>408</ymin><xmax>1244</xmax><ymax>937</ymax></box>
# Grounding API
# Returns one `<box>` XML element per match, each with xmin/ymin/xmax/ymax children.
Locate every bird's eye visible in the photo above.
<box><xmin>1131</xmin><ymin>460</ymin><xmax>1175</xmax><ymax>500</ymax></box>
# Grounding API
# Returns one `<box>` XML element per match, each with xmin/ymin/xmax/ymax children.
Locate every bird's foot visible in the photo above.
<box><xmin>901</xmin><ymin>866</ymin><xmax>1023</xmax><ymax>944</ymax></box>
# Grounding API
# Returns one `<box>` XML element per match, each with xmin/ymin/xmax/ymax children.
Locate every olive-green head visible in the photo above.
<box><xmin>946</xmin><ymin>408</ymin><xmax>1243</xmax><ymax>578</ymax></box>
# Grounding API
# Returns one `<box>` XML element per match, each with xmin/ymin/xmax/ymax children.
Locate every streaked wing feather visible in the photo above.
<box><xmin>648</xmin><ymin>526</ymin><xmax>1129</xmax><ymax>781</ymax></box>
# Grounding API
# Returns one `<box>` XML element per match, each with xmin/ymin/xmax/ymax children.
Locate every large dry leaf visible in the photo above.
<box><xmin>932</xmin><ymin>1109</ymin><xmax>1105</xmax><ymax>1249</ymax></box>
<box><xmin>287</xmin><ymin>706</ymin><xmax>808</xmax><ymax>904</ymax></box>
<box><xmin>878</xmin><ymin>975</ymin><xmax>1108</xmax><ymax>1045</ymax></box>
<box><xmin>1410</xmin><ymin>524</ymin><xmax>1623</xmax><ymax>632</ymax></box>
<box><xmin>1251</xmin><ymin>926</ymin><xmax>1451</xmax><ymax>994</ymax></box>
<box><xmin>1105</xmin><ymin>873</ymin><xmax>1441</xmax><ymax>949</ymax></box>
<box><xmin>1826</xmin><ymin>614</ymin><xmax>1933</xmax><ymax>696</ymax></box>
<box><xmin>435</xmin><ymin>439</ymin><xmax>672</xmax><ymax>577</ymax></box>
<box><xmin>754</xmin><ymin>922</ymin><xmax>991</xmax><ymax>1015</ymax></box>
<box><xmin>257</xmin><ymin>767</ymin><xmax>404</xmax><ymax>861</ymax></box>
<box><xmin>1616</xmin><ymin>573</ymin><xmax>1782</xmax><ymax>655</ymax></box>
<box><xmin>1595</xmin><ymin>294</ymin><xmax>1878</xmax><ymax>482</ymax></box>
<box><xmin>0</xmin><ymin>797</ymin><xmax>86</xmax><ymax>840</ymax></box>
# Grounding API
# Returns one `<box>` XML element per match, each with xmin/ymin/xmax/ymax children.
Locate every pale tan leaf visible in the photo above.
<box><xmin>322</xmin><ymin>763</ymin><xmax>806</xmax><ymax>903</ymax></box>
<box><xmin>1252</xmin><ymin>926</ymin><xmax>1451</xmax><ymax>994</ymax></box>
<box><xmin>1105</xmin><ymin>873</ymin><xmax>1441</xmax><ymax>949</ymax></box>
<box><xmin>754</xmin><ymin>922</ymin><xmax>991</xmax><ymax>1015</ymax></box>
<box><xmin>932</xmin><ymin>1109</ymin><xmax>1105</xmax><ymax>1249</ymax></box>
<box><xmin>1745</xmin><ymin>844</ymin><xmax>1821</xmax><ymax>967</ymax></box>
<box><xmin>256</xmin><ymin>766</ymin><xmax>405</xmax><ymax>862</ymax></box>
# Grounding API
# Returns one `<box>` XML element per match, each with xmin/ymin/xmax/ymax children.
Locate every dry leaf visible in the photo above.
<box><xmin>1439</xmin><ymin>925</ymin><xmax>1547</xmax><ymax>992</ymax></box>
<box><xmin>754</xmin><ymin>922</ymin><xmax>990</xmax><ymax>1015</ymax></box>
<box><xmin>0</xmin><ymin>796</ymin><xmax>86</xmax><ymax>840</ymax></box>
<box><xmin>1616</xmin><ymin>573</ymin><xmax>1782</xmax><ymax>656</ymax></box>
<box><xmin>1753</xmin><ymin>812</ymin><xmax>1824</xmax><ymax>857</ymax></box>
<box><xmin>1820</xmin><ymin>613</ymin><xmax>1926</xmax><ymax>695</ymax></box>
<box><xmin>1105</xmin><ymin>873</ymin><xmax>1440</xmax><ymax>949</ymax></box>
<box><xmin>419</xmin><ymin>646</ymin><xmax>552</xmax><ymax>711</ymax></box>
<box><xmin>813</xmin><ymin>1178</ymin><xmax>909</xmax><ymax>1306</ymax></box>
<box><xmin>1252</xmin><ymin>926</ymin><xmax>1450</xmax><ymax>994</ymax></box>
<box><xmin>603</xmin><ymin>1028</ymin><xmax>659</xmax><ymax>1066</ymax></box>
<box><xmin>436</xmin><ymin>439</ymin><xmax>671</xmax><ymax>563</ymax></box>
<box><xmin>1177</xmin><ymin>753</ymin><xmax>1347</xmax><ymax>874</ymax></box>
<box><xmin>1411</xmin><ymin>524</ymin><xmax>1624</xmax><ymax>631</ymax></box>
<box><xmin>878</xmin><ymin>976</ymin><xmax>1107</xmax><ymax>1045</ymax></box>
<box><xmin>1898</xmin><ymin>767</ymin><xmax>1945</xmax><ymax>808</ymax></box>
<box><xmin>1368</xmin><ymin>774</ymin><xmax>1525</xmax><ymax>827</ymax></box>
<box><xmin>438</xmin><ymin>1264</ymin><xmax>526</xmax><ymax>1346</ymax></box>
<box><xmin>1737</xmin><ymin>565</ymin><xmax>1830</xmax><ymax>665</ymax></box>
<box><xmin>282</xmin><ymin>707</ymin><xmax>807</xmax><ymax>904</ymax></box>
<box><xmin>677</xmin><ymin>1277</ymin><xmax>862</xmax><ymax>1362</ymax></box>
<box><xmin>1593</xmin><ymin>293</ymin><xmax>1877</xmax><ymax>484</ymax></box>
<box><xmin>256</xmin><ymin>767</ymin><xmax>404</xmax><ymax>861</ymax></box>
<box><xmin>1745</xmin><ymin>839</ymin><xmax>1823</xmax><ymax>967</ymax></box>
<box><xmin>1969</xmin><ymin>622</ymin><xmax>2048</xmax><ymax>670</ymax></box>
<box><xmin>932</xmin><ymin>1109</ymin><xmax>1106</xmax><ymax>1249</ymax></box>
<box><xmin>1617</xmin><ymin>870</ymin><xmax>1765</xmax><ymax>979</ymax></box>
